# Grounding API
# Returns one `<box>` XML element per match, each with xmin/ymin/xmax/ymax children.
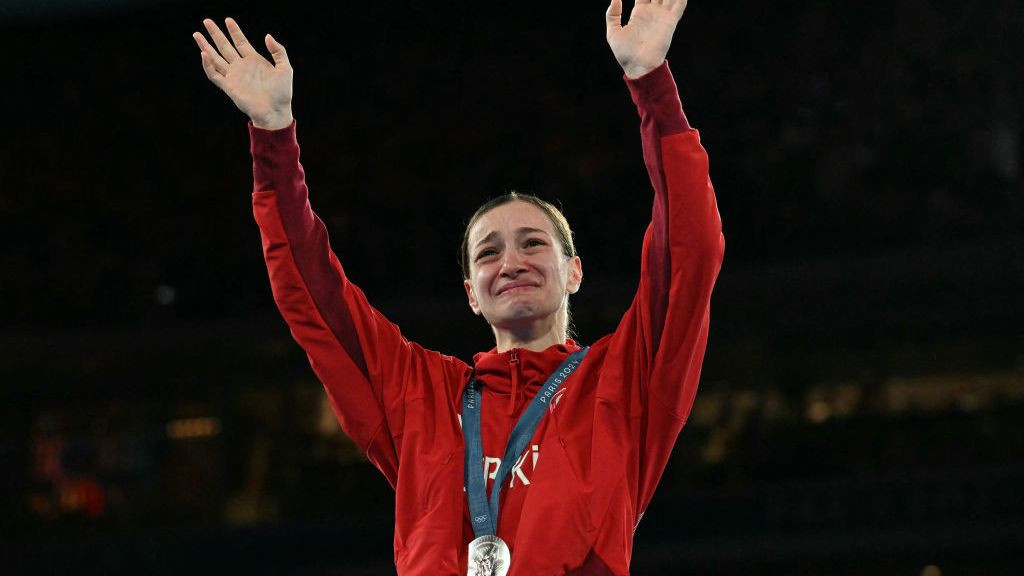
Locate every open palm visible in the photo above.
<box><xmin>193</xmin><ymin>18</ymin><xmax>294</xmax><ymax>130</ymax></box>
<box><xmin>606</xmin><ymin>0</ymin><xmax>688</xmax><ymax>78</ymax></box>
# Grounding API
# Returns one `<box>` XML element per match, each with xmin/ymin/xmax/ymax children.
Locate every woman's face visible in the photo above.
<box><xmin>463</xmin><ymin>201</ymin><xmax>582</xmax><ymax>332</ymax></box>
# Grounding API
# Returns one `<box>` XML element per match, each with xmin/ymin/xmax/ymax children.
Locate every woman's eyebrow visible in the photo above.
<box><xmin>474</xmin><ymin>231</ymin><xmax>500</xmax><ymax>249</ymax></box>
<box><xmin>474</xmin><ymin>227</ymin><xmax>549</xmax><ymax>249</ymax></box>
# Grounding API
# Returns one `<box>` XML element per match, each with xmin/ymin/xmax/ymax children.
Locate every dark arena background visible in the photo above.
<box><xmin>1</xmin><ymin>0</ymin><xmax>1022</xmax><ymax>574</ymax></box>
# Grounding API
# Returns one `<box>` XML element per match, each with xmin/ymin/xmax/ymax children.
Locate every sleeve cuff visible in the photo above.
<box><xmin>249</xmin><ymin>119</ymin><xmax>299</xmax><ymax>156</ymax></box>
<box><xmin>624</xmin><ymin>61</ymin><xmax>691</xmax><ymax>133</ymax></box>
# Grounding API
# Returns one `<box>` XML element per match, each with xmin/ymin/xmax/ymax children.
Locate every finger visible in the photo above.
<box><xmin>193</xmin><ymin>32</ymin><xmax>229</xmax><ymax>74</ymax></box>
<box><xmin>265</xmin><ymin>34</ymin><xmax>290</xmax><ymax>68</ymax></box>
<box><xmin>606</xmin><ymin>0</ymin><xmax>623</xmax><ymax>33</ymax></box>
<box><xmin>224</xmin><ymin>17</ymin><xmax>255</xmax><ymax>58</ymax></box>
<box><xmin>200</xmin><ymin>51</ymin><xmax>226</xmax><ymax>88</ymax></box>
<box><xmin>203</xmin><ymin>18</ymin><xmax>239</xmax><ymax>63</ymax></box>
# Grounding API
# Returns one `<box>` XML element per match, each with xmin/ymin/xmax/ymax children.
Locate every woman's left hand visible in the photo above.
<box><xmin>605</xmin><ymin>0</ymin><xmax>688</xmax><ymax>78</ymax></box>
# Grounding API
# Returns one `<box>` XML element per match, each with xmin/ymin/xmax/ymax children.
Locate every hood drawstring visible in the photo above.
<box><xmin>508</xmin><ymin>349</ymin><xmax>520</xmax><ymax>419</ymax></box>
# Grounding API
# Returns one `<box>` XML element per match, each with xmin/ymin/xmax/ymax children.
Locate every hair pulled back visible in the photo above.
<box><xmin>459</xmin><ymin>192</ymin><xmax>577</xmax><ymax>280</ymax></box>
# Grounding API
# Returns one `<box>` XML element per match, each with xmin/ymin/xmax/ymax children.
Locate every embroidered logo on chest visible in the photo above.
<box><xmin>548</xmin><ymin>387</ymin><xmax>569</xmax><ymax>413</ymax></box>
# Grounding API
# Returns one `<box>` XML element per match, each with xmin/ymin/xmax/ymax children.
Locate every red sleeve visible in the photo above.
<box><xmin>615</xmin><ymin>61</ymin><xmax>726</xmax><ymax>514</ymax></box>
<box><xmin>249</xmin><ymin>120</ymin><xmax>467</xmax><ymax>487</ymax></box>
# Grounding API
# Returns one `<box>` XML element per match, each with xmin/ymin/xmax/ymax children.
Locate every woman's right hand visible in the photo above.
<box><xmin>193</xmin><ymin>18</ymin><xmax>294</xmax><ymax>130</ymax></box>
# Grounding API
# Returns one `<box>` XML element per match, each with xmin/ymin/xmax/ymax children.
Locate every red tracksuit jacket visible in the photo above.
<box><xmin>250</xmin><ymin>61</ymin><xmax>724</xmax><ymax>575</ymax></box>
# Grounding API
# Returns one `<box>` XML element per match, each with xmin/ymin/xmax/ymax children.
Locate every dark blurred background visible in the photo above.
<box><xmin>1</xmin><ymin>0</ymin><xmax>1021</xmax><ymax>574</ymax></box>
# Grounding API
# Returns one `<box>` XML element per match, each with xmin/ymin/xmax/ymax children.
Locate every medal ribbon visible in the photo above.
<box><xmin>462</xmin><ymin>347</ymin><xmax>589</xmax><ymax>538</ymax></box>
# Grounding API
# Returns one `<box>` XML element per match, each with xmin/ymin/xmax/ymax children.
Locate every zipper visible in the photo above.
<box><xmin>508</xmin><ymin>349</ymin><xmax>520</xmax><ymax>417</ymax></box>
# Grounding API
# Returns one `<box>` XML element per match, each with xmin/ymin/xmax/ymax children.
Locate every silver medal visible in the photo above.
<box><xmin>467</xmin><ymin>535</ymin><xmax>511</xmax><ymax>576</ymax></box>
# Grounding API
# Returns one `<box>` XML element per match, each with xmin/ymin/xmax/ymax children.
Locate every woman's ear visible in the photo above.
<box><xmin>464</xmin><ymin>280</ymin><xmax>483</xmax><ymax>315</ymax></box>
<box><xmin>566</xmin><ymin>256</ymin><xmax>583</xmax><ymax>294</ymax></box>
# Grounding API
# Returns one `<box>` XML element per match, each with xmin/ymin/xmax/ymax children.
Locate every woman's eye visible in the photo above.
<box><xmin>476</xmin><ymin>248</ymin><xmax>498</xmax><ymax>260</ymax></box>
<box><xmin>525</xmin><ymin>239</ymin><xmax>546</xmax><ymax>248</ymax></box>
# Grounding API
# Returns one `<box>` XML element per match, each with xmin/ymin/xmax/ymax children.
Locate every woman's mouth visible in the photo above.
<box><xmin>497</xmin><ymin>283</ymin><xmax>539</xmax><ymax>296</ymax></box>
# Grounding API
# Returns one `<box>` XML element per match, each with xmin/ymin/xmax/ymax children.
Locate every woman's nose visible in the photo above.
<box><xmin>499</xmin><ymin>251</ymin><xmax>528</xmax><ymax>276</ymax></box>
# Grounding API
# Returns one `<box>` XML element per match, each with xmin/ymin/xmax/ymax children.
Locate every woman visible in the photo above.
<box><xmin>193</xmin><ymin>1</ymin><xmax>723</xmax><ymax>574</ymax></box>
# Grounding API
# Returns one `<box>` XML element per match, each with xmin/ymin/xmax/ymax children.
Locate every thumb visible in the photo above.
<box><xmin>265</xmin><ymin>34</ymin><xmax>289</xmax><ymax>67</ymax></box>
<box><xmin>606</xmin><ymin>0</ymin><xmax>623</xmax><ymax>34</ymax></box>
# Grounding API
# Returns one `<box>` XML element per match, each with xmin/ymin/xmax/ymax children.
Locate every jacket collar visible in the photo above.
<box><xmin>471</xmin><ymin>339</ymin><xmax>581</xmax><ymax>396</ymax></box>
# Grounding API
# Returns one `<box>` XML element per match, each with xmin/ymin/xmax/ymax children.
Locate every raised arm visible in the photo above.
<box><xmin>192</xmin><ymin>20</ymin><xmax>468</xmax><ymax>488</ymax></box>
<box><xmin>193</xmin><ymin>18</ymin><xmax>294</xmax><ymax>130</ymax></box>
<box><xmin>605</xmin><ymin>0</ymin><xmax>707</xmax><ymax>357</ymax></box>
<box><xmin>602</xmin><ymin>1</ymin><xmax>724</xmax><ymax>517</ymax></box>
